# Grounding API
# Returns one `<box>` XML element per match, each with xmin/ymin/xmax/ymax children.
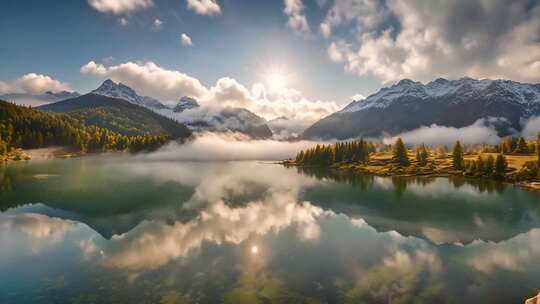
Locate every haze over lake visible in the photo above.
<box><xmin>1</xmin><ymin>156</ymin><xmax>539</xmax><ymax>303</ymax></box>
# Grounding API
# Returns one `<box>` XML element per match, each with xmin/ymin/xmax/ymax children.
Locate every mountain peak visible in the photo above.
<box><xmin>396</xmin><ymin>79</ymin><xmax>417</xmax><ymax>86</ymax></box>
<box><xmin>173</xmin><ymin>96</ymin><xmax>200</xmax><ymax>113</ymax></box>
<box><xmin>92</xmin><ymin>79</ymin><xmax>168</xmax><ymax>110</ymax></box>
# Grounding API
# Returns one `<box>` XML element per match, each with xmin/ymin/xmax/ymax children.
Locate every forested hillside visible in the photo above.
<box><xmin>0</xmin><ymin>100</ymin><xmax>173</xmax><ymax>158</ymax></box>
<box><xmin>39</xmin><ymin>93</ymin><xmax>191</xmax><ymax>138</ymax></box>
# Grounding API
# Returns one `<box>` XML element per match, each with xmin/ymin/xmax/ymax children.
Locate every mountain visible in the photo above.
<box><xmin>173</xmin><ymin>96</ymin><xmax>199</xmax><ymax>113</ymax></box>
<box><xmin>303</xmin><ymin>77</ymin><xmax>540</xmax><ymax>139</ymax></box>
<box><xmin>0</xmin><ymin>99</ymin><xmax>172</xmax><ymax>153</ymax></box>
<box><xmin>38</xmin><ymin>93</ymin><xmax>191</xmax><ymax>139</ymax></box>
<box><xmin>171</xmin><ymin>96</ymin><xmax>273</xmax><ymax>139</ymax></box>
<box><xmin>92</xmin><ymin>79</ymin><xmax>169</xmax><ymax>110</ymax></box>
<box><xmin>0</xmin><ymin>91</ymin><xmax>80</xmax><ymax>107</ymax></box>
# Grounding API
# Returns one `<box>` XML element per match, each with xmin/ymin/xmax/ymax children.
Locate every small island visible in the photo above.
<box><xmin>284</xmin><ymin>136</ymin><xmax>540</xmax><ymax>190</ymax></box>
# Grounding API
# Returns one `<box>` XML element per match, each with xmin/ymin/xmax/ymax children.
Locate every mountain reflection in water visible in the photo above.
<box><xmin>0</xmin><ymin>157</ymin><xmax>539</xmax><ymax>303</ymax></box>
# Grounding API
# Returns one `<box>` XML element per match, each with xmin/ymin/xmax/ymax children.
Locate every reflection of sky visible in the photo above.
<box><xmin>1</xmin><ymin>158</ymin><xmax>539</xmax><ymax>302</ymax></box>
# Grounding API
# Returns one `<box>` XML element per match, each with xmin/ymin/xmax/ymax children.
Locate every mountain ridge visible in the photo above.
<box><xmin>303</xmin><ymin>77</ymin><xmax>540</xmax><ymax>140</ymax></box>
<box><xmin>38</xmin><ymin>93</ymin><xmax>191</xmax><ymax>138</ymax></box>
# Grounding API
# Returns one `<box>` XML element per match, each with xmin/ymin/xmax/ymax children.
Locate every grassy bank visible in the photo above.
<box><xmin>284</xmin><ymin>151</ymin><xmax>540</xmax><ymax>190</ymax></box>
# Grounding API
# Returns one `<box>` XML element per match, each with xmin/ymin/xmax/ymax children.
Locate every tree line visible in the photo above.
<box><xmin>0</xmin><ymin>100</ymin><xmax>171</xmax><ymax>159</ymax></box>
<box><xmin>295</xmin><ymin>139</ymin><xmax>373</xmax><ymax>166</ymax></box>
<box><xmin>293</xmin><ymin>133</ymin><xmax>540</xmax><ymax>181</ymax></box>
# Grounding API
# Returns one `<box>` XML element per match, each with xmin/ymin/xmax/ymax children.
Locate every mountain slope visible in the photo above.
<box><xmin>303</xmin><ymin>78</ymin><xmax>540</xmax><ymax>139</ymax></box>
<box><xmin>0</xmin><ymin>99</ymin><xmax>170</xmax><ymax>153</ymax></box>
<box><xmin>38</xmin><ymin>93</ymin><xmax>191</xmax><ymax>138</ymax></box>
<box><xmin>92</xmin><ymin>79</ymin><xmax>169</xmax><ymax>110</ymax></box>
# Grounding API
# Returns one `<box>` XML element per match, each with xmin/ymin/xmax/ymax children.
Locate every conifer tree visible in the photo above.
<box><xmin>494</xmin><ymin>154</ymin><xmax>507</xmax><ymax>178</ymax></box>
<box><xmin>392</xmin><ymin>138</ymin><xmax>409</xmax><ymax>166</ymax></box>
<box><xmin>416</xmin><ymin>144</ymin><xmax>429</xmax><ymax>166</ymax></box>
<box><xmin>452</xmin><ymin>141</ymin><xmax>464</xmax><ymax>170</ymax></box>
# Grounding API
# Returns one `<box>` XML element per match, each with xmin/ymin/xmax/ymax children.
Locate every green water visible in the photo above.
<box><xmin>0</xmin><ymin>156</ymin><xmax>539</xmax><ymax>303</ymax></box>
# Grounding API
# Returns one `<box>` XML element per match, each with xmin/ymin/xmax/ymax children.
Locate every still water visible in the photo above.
<box><xmin>0</xmin><ymin>157</ymin><xmax>539</xmax><ymax>303</ymax></box>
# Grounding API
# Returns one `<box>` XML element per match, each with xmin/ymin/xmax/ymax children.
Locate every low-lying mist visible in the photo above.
<box><xmin>382</xmin><ymin>119</ymin><xmax>501</xmax><ymax>147</ymax></box>
<box><xmin>138</xmin><ymin>132</ymin><xmax>323</xmax><ymax>161</ymax></box>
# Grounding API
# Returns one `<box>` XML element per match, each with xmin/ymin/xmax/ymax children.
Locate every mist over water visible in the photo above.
<box><xmin>137</xmin><ymin>132</ymin><xmax>324</xmax><ymax>161</ymax></box>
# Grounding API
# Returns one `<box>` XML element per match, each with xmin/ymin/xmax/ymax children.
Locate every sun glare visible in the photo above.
<box><xmin>265</xmin><ymin>72</ymin><xmax>288</xmax><ymax>92</ymax></box>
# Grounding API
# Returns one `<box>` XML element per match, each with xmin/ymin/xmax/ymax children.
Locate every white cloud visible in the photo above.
<box><xmin>119</xmin><ymin>17</ymin><xmax>128</xmax><ymax>26</ymax></box>
<box><xmin>153</xmin><ymin>18</ymin><xmax>163</xmax><ymax>29</ymax></box>
<box><xmin>80</xmin><ymin>61</ymin><xmax>209</xmax><ymax>101</ymax></box>
<box><xmin>323</xmin><ymin>0</ymin><xmax>540</xmax><ymax>83</ymax></box>
<box><xmin>284</xmin><ymin>0</ymin><xmax>310</xmax><ymax>34</ymax></box>
<box><xmin>88</xmin><ymin>0</ymin><xmax>154</xmax><ymax>14</ymax></box>
<box><xmin>0</xmin><ymin>73</ymin><xmax>71</xmax><ymax>95</ymax></box>
<box><xmin>180</xmin><ymin>33</ymin><xmax>193</xmax><ymax>46</ymax></box>
<box><xmin>186</xmin><ymin>0</ymin><xmax>221</xmax><ymax>16</ymax></box>
<box><xmin>80</xmin><ymin>60</ymin><xmax>340</xmax><ymax>134</ymax></box>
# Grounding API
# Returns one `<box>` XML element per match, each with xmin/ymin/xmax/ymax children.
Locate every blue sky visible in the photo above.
<box><xmin>0</xmin><ymin>0</ymin><xmax>380</xmax><ymax>103</ymax></box>
<box><xmin>1</xmin><ymin>0</ymin><xmax>539</xmax><ymax>123</ymax></box>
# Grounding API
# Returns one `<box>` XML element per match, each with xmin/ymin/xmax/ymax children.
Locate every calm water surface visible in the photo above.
<box><xmin>0</xmin><ymin>156</ymin><xmax>539</xmax><ymax>303</ymax></box>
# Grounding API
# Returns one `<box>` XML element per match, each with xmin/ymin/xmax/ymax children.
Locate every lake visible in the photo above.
<box><xmin>0</xmin><ymin>156</ymin><xmax>539</xmax><ymax>303</ymax></box>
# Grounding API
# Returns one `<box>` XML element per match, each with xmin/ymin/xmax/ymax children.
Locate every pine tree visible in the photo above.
<box><xmin>515</xmin><ymin>137</ymin><xmax>528</xmax><ymax>154</ymax></box>
<box><xmin>485</xmin><ymin>155</ymin><xmax>495</xmax><ymax>175</ymax></box>
<box><xmin>452</xmin><ymin>141</ymin><xmax>464</xmax><ymax>170</ymax></box>
<box><xmin>494</xmin><ymin>154</ymin><xmax>507</xmax><ymax>178</ymax></box>
<box><xmin>392</xmin><ymin>138</ymin><xmax>409</xmax><ymax>166</ymax></box>
<box><xmin>416</xmin><ymin>144</ymin><xmax>429</xmax><ymax>166</ymax></box>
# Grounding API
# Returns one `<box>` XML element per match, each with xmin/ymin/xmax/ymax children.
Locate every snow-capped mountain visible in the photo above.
<box><xmin>173</xmin><ymin>96</ymin><xmax>200</xmax><ymax>113</ymax></box>
<box><xmin>303</xmin><ymin>77</ymin><xmax>540</xmax><ymax>139</ymax></box>
<box><xmin>0</xmin><ymin>91</ymin><xmax>80</xmax><ymax>107</ymax></box>
<box><xmin>92</xmin><ymin>79</ymin><xmax>169</xmax><ymax>110</ymax></box>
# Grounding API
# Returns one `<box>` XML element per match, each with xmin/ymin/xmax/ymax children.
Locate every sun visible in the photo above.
<box><xmin>265</xmin><ymin>72</ymin><xmax>288</xmax><ymax>92</ymax></box>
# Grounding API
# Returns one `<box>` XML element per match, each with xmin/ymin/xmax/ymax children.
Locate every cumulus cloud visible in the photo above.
<box><xmin>323</xmin><ymin>0</ymin><xmax>540</xmax><ymax>83</ymax></box>
<box><xmin>180</xmin><ymin>33</ymin><xmax>193</xmax><ymax>46</ymax></box>
<box><xmin>0</xmin><ymin>73</ymin><xmax>71</xmax><ymax>95</ymax></box>
<box><xmin>383</xmin><ymin>118</ymin><xmax>502</xmax><ymax>147</ymax></box>
<box><xmin>80</xmin><ymin>60</ymin><xmax>339</xmax><ymax>134</ymax></box>
<box><xmin>186</xmin><ymin>0</ymin><xmax>221</xmax><ymax>16</ymax></box>
<box><xmin>88</xmin><ymin>0</ymin><xmax>154</xmax><ymax>14</ymax></box>
<box><xmin>80</xmin><ymin>61</ymin><xmax>209</xmax><ymax>101</ymax></box>
<box><xmin>284</xmin><ymin>0</ymin><xmax>310</xmax><ymax>34</ymax></box>
<box><xmin>320</xmin><ymin>0</ymin><xmax>390</xmax><ymax>38</ymax></box>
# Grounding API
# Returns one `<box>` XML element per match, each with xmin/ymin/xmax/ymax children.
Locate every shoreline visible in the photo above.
<box><xmin>281</xmin><ymin>160</ymin><xmax>540</xmax><ymax>191</ymax></box>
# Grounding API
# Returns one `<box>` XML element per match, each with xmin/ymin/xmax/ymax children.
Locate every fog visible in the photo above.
<box><xmin>138</xmin><ymin>132</ymin><xmax>323</xmax><ymax>161</ymax></box>
<box><xmin>522</xmin><ymin>116</ymin><xmax>540</xmax><ymax>139</ymax></box>
<box><xmin>383</xmin><ymin>119</ymin><xmax>501</xmax><ymax>146</ymax></box>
